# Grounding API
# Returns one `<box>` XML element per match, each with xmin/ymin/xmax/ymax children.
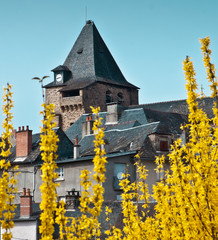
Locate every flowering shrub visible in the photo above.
<box><xmin>150</xmin><ymin>37</ymin><xmax>218</xmax><ymax>239</ymax></box>
<box><xmin>55</xmin><ymin>107</ymin><xmax>107</xmax><ymax>240</ymax></box>
<box><xmin>0</xmin><ymin>84</ymin><xmax>18</xmax><ymax>240</ymax></box>
<box><xmin>28</xmin><ymin>37</ymin><xmax>218</xmax><ymax>239</ymax></box>
<box><xmin>39</xmin><ymin>103</ymin><xmax>59</xmax><ymax>239</ymax></box>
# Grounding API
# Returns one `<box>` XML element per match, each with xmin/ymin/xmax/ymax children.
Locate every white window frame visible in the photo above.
<box><xmin>55</xmin><ymin>167</ymin><xmax>64</xmax><ymax>181</ymax></box>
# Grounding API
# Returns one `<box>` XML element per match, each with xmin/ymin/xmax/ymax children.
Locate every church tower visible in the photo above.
<box><xmin>45</xmin><ymin>20</ymin><xmax>139</xmax><ymax>131</ymax></box>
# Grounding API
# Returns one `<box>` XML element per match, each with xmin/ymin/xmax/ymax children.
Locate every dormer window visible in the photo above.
<box><xmin>52</xmin><ymin>65</ymin><xmax>72</xmax><ymax>84</ymax></box>
<box><xmin>159</xmin><ymin>137</ymin><xmax>169</xmax><ymax>151</ymax></box>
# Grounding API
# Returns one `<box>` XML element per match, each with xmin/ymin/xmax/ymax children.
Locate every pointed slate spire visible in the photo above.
<box><xmin>46</xmin><ymin>20</ymin><xmax>138</xmax><ymax>90</ymax></box>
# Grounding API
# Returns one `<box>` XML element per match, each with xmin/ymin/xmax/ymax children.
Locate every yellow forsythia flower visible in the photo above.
<box><xmin>0</xmin><ymin>83</ymin><xmax>18</xmax><ymax>240</ymax></box>
<box><xmin>39</xmin><ymin>103</ymin><xmax>59</xmax><ymax>240</ymax></box>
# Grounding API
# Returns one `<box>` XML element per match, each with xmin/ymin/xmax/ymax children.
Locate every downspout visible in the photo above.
<box><xmin>33</xmin><ymin>166</ymin><xmax>38</xmax><ymax>202</ymax></box>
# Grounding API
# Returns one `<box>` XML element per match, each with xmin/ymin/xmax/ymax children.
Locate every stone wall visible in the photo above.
<box><xmin>83</xmin><ymin>82</ymin><xmax>139</xmax><ymax>113</ymax></box>
<box><xmin>46</xmin><ymin>87</ymin><xmax>85</xmax><ymax>131</ymax></box>
<box><xmin>61</xmin><ymin>104</ymin><xmax>85</xmax><ymax>131</ymax></box>
<box><xmin>45</xmin><ymin>87</ymin><xmax>62</xmax><ymax>113</ymax></box>
<box><xmin>45</xmin><ymin>83</ymin><xmax>138</xmax><ymax>131</ymax></box>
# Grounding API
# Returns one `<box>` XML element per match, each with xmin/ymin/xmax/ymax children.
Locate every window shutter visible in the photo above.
<box><xmin>160</xmin><ymin>141</ymin><xmax>168</xmax><ymax>151</ymax></box>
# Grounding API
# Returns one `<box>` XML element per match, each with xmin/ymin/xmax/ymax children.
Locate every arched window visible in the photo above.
<box><xmin>106</xmin><ymin>90</ymin><xmax>112</xmax><ymax>103</ymax></box>
<box><xmin>117</xmin><ymin>92</ymin><xmax>123</xmax><ymax>103</ymax></box>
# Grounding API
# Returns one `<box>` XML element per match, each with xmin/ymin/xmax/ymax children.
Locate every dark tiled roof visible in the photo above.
<box><xmin>59</xmin><ymin>77</ymin><xmax>96</xmax><ymax>91</ymax></box>
<box><xmin>104</xmin><ymin>120</ymin><xmax>140</xmax><ymax>131</ymax></box>
<box><xmin>52</xmin><ymin>65</ymin><xmax>71</xmax><ymax>72</ymax></box>
<box><xmin>44</xmin><ymin>20</ymin><xmax>138</xmax><ymax>90</ymax></box>
<box><xmin>118</xmin><ymin>108</ymin><xmax>148</xmax><ymax>125</ymax></box>
<box><xmin>136</xmin><ymin>97</ymin><xmax>215</xmax><ymax>119</ymax></box>
<box><xmin>79</xmin><ymin>122</ymin><xmax>159</xmax><ymax>156</ymax></box>
<box><xmin>65</xmin><ymin>112</ymin><xmax>107</xmax><ymax>143</ymax></box>
<box><xmin>9</xmin><ymin>128</ymin><xmax>74</xmax><ymax>164</ymax></box>
<box><xmin>65</xmin><ymin>105</ymin><xmax>187</xmax><ymax>158</ymax></box>
<box><xmin>9</xmin><ymin>133</ymin><xmax>41</xmax><ymax>163</ymax></box>
<box><xmin>143</xmin><ymin>109</ymin><xmax>187</xmax><ymax>135</ymax></box>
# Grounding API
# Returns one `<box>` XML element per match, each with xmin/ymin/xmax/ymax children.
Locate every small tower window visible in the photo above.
<box><xmin>117</xmin><ymin>92</ymin><xmax>123</xmax><ymax>103</ymax></box>
<box><xmin>106</xmin><ymin>90</ymin><xmax>112</xmax><ymax>103</ymax></box>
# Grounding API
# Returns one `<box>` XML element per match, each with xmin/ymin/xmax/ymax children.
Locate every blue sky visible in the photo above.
<box><xmin>1</xmin><ymin>0</ymin><xmax>218</xmax><ymax>133</ymax></box>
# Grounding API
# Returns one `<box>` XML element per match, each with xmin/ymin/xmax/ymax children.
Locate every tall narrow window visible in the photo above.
<box><xmin>55</xmin><ymin>167</ymin><xmax>64</xmax><ymax>181</ymax></box>
<box><xmin>114</xmin><ymin>163</ymin><xmax>125</xmax><ymax>190</ymax></box>
<box><xmin>106</xmin><ymin>90</ymin><xmax>112</xmax><ymax>103</ymax></box>
<box><xmin>117</xmin><ymin>92</ymin><xmax>123</xmax><ymax>103</ymax></box>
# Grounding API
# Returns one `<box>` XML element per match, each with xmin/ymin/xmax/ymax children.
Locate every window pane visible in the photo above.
<box><xmin>114</xmin><ymin>163</ymin><xmax>125</xmax><ymax>190</ymax></box>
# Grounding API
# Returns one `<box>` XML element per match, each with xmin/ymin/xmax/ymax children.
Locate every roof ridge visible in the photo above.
<box><xmin>105</xmin><ymin>121</ymin><xmax>160</xmax><ymax>133</ymax></box>
<box><xmin>143</xmin><ymin>108</ymin><xmax>188</xmax><ymax>117</ymax></box>
<box><xmin>126</xmin><ymin>105</ymin><xmax>187</xmax><ymax>117</ymax></box>
<box><xmin>133</xmin><ymin>96</ymin><xmax>214</xmax><ymax>107</ymax></box>
<box><xmin>137</xmin><ymin>98</ymin><xmax>187</xmax><ymax>106</ymax></box>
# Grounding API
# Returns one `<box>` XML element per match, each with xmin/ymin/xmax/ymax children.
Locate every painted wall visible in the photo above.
<box><xmin>1</xmin><ymin>221</ymin><xmax>37</xmax><ymax>240</ymax></box>
<box><xmin>12</xmin><ymin>154</ymin><xmax>137</xmax><ymax>203</ymax></box>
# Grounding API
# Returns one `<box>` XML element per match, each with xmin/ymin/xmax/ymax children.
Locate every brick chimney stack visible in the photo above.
<box><xmin>20</xmin><ymin>188</ymin><xmax>32</xmax><ymax>218</ymax></box>
<box><xmin>82</xmin><ymin>115</ymin><xmax>94</xmax><ymax>138</ymax></box>
<box><xmin>16</xmin><ymin>126</ymin><xmax>32</xmax><ymax>157</ymax></box>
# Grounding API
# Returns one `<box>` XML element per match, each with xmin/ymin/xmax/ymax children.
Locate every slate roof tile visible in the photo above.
<box><xmin>44</xmin><ymin>20</ymin><xmax>138</xmax><ymax>90</ymax></box>
<box><xmin>79</xmin><ymin>122</ymin><xmax>159</xmax><ymax>156</ymax></box>
<box><xmin>135</xmin><ymin>97</ymin><xmax>215</xmax><ymax>119</ymax></box>
<box><xmin>66</xmin><ymin>105</ymin><xmax>187</xmax><ymax>158</ymax></box>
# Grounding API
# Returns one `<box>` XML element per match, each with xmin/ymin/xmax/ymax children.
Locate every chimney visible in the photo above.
<box><xmin>106</xmin><ymin>103</ymin><xmax>123</xmax><ymax>124</ymax></box>
<box><xmin>74</xmin><ymin>137</ymin><xmax>80</xmax><ymax>159</ymax></box>
<box><xmin>16</xmin><ymin>126</ymin><xmax>32</xmax><ymax>157</ymax></box>
<box><xmin>20</xmin><ymin>188</ymin><xmax>32</xmax><ymax>218</ymax></box>
<box><xmin>82</xmin><ymin>115</ymin><xmax>94</xmax><ymax>138</ymax></box>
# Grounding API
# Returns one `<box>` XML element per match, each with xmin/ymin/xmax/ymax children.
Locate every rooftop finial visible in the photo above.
<box><xmin>86</xmin><ymin>20</ymin><xmax>92</xmax><ymax>24</ymax></box>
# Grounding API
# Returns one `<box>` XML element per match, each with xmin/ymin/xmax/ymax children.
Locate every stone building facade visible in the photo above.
<box><xmin>46</xmin><ymin>82</ymin><xmax>138</xmax><ymax>130</ymax></box>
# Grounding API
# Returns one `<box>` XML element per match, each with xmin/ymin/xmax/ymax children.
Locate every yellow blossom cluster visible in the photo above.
<box><xmin>39</xmin><ymin>103</ymin><xmax>59</xmax><ymax>240</ymax></box>
<box><xmin>55</xmin><ymin>107</ymin><xmax>107</xmax><ymax>240</ymax></box>
<box><xmin>43</xmin><ymin>37</ymin><xmax>218</xmax><ymax>239</ymax></box>
<box><xmin>105</xmin><ymin>154</ymin><xmax>154</xmax><ymax>240</ymax></box>
<box><xmin>200</xmin><ymin>37</ymin><xmax>218</xmax><ymax>99</ymax></box>
<box><xmin>104</xmin><ymin>37</ymin><xmax>218</xmax><ymax>239</ymax></box>
<box><xmin>151</xmin><ymin>38</ymin><xmax>218</xmax><ymax>239</ymax></box>
<box><xmin>0</xmin><ymin>83</ymin><xmax>18</xmax><ymax>240</ymax></box>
